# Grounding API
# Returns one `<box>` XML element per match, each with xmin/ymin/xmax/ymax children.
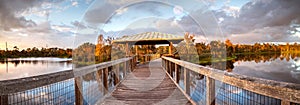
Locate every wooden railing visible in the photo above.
<box><xmin>0</xmin><ymin>56</ymin><xmax>137</xmax><ymax>105</ymax></box>
<box><xmin>162</xmin><ymin>56</ymin><xmax>300</xmax><ymax>105</ymax></box>
<box><xmin>138</xmin><ymin>54</ymin><xmax>161</xmax><ymax>63</ymax></box>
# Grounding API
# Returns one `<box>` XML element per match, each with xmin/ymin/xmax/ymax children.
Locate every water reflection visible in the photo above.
<box><xmin>199</xmin><ymin>53</ymin><xmax>300</xmax><ymax>84</ymax></box>
<box><xmin>0</xmin><ymin>57</ymin><xmax>72</xmax><ymax>80</ymax></box>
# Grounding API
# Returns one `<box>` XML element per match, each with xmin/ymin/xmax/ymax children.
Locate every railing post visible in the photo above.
<box><xmin>184</xmin><ymin>67</ymin><xmax>190</xmax><ymax>95</ymax></box>
<box><xmin>168</xmin><ymin>61</ymin><xmax>172</xmax><ymax>74</ymax></box>
<box><xmin>206</xmin><ymin>77</ymin><xmax>215</xmax><ymax>105</ymax></box>
<box><xmin>103</xmin><ymin>67</ymin><xmax>108</xmax><ymax>93</ymax></box>
<box><xmin>166</xmin><ymin>60</ymin><xmax>170</xmax><ymax>73</ymax></box>
<box><xmin>175</xmin><ymin>64</ymin><xmax>180</xmax><ymax>83</ymax></box>
<box><xmin>281</xmin><ymin>100</ymin><xmax>290</xmax><ymax>105</ymax></box>
<box><xmin>75</xmin><ymin>77</ymin><xmax>83</xmax><ymax>105</ymax></box>
<box><xmin>96</xmin><ymin>69</ymin><xmax>104</xmax><ymax>94</ymax></box>
<box><xmin>162</xmin><ymin>59</ymin><xmax>164</xmax><ymax>68</ymax></box>
<box><xmin>0</xmin><ymin>95</ymin><xmax>8</xmax><ymax>105</ymax></box>
<box><xmin>123</xmin><ymin>61</ymin><xmax>127</xmax><ymax>77</ymax></box>
<box><xmin>114</xmin><ymin>64</ymin><xmax>120</xmax><ymax>85</ymax></box>
<box><xmin>170</xmin><ymin>62</ymin><xmax>174</xmax><ymax>77</ymax></box>
<box><xmin>163</xmin><ymin>59</ymin><xmax>166</xmax><ymax>69</ymax></box>
<box><xmin>130</xmin><ymin>59</ymin><xmax>133</xmax><ymax>72</ymax></box>
<box><xmin>134</xmin><ymin>56</ymin><xmax>137</xmax><ymax>68</ymax></box>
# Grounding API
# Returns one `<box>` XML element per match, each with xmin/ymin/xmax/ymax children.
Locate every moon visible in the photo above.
<box><xmin>173</xmin><ymin>5</ymin><xmax>183</xmax><ymax>15</ymax></box>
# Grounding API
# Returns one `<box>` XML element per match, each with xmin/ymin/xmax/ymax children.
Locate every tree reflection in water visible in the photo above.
<box><xmin>198</xmin><ymin>53</ymin><xmax>300</xmax><ymax>72</ymax></box>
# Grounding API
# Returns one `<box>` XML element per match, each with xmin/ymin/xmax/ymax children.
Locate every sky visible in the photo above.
<box><xmin>0</xmin><ymin>0</ymin><xmax>299</xmax><ymax>50</ymax></box>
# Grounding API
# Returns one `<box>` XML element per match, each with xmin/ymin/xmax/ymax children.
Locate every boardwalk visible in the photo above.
<box><xmin>100</xmin><ymin>59</ymin><xmax>192</xmax><ymax>105</ymax></box>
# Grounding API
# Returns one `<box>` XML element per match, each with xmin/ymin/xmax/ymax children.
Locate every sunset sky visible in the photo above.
<box><xmin>0</xmin><ymin>0</ymin><xmax>299</xmax><ymax>50</ymax></box>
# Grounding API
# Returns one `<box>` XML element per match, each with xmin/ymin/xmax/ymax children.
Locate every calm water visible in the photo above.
<box><xmin>201</xmin><ymin>53</ymin><xmax>300</xmax><ymax>84</ymax></box>
<box><xmin>0</xmin><ymin>57</ymin><xmax>72</xmax><ymax>81</ymax></box>
<box><xmin>233</xmin><ymin>57</ymin><xmax>300</xmax><ymax>84</ymax></box>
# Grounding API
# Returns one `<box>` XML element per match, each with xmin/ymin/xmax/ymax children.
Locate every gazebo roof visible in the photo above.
<box><xmin>112</xmin><ymin>32</ymin><xmax>184</xmax><ymax>45</ymax></box>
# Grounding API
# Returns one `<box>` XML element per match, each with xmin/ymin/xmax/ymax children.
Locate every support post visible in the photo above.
<box><xmin>135</xmin><ymin>45</ymin><xmax>138</xmax><ymax>55</ymax></box>
<box><xmin>114</xmin><ymin>64</ymin><xmax>120</xmax><ymax>85</ymax></box>
<box><xmin>123</xmin><ymin>62</ymin><xmax>127</xmax><ymax>77</ymax></box>
<box><xmin>170</xmin><ymin>62</ymin><xmax>174</xmax><ymax>77</ymax></box>
<box><xmin>103</xmin><ymin>67</ymin><xmax>108</xmax><ymax>94</ymax></box>
<box><xmin>125</xmin><ymin>43</ymin><xmax>129</xmax><ymax>57</ymax></box>
<box><xmin>169</xmin><ymin>61</ymin><xmax>172</xmax><ymax>74</ymax></box>
<box><xmin>0</xmin><ymin>95</ymin><xmax>8</xmax><ymax>105</ymax></box>
<box><xmin>281</xmin><ymin>100</ymin><xmax>290</xmax><ymax>105</ymax></box>
<box><xmin>175</xmin><ymin>64</ymin><xmax>180</xmax><ymax>83</ymax></box>
<box><xmin>75</xmin><ymin>77</ymin><xmax>83</xmax><ymax>105</ymax></box>
<box><xmin>184</xmin><ymin>67</ymin><xmax>190</xmax><ymax>95</ymax></box>
<box><xmin>206</xmin><ymin>77</ymin><xmax>215</xmax><ymax>105</ymax></box>
<box><xmin>166</xmin><ymin>60</ymin><xmax>169</xmax><ymax>73</ymax></box>
<box><xmin>130</xmin><ymin>59</ymin><xmax>132</xmax><ymax>72</ymax></box>
<box><xmin>169</xmin><ymin>42</ymin><xmax>173</xmax><ymax>55</ymax></box>
<box><xmin>95</xmin><ymin>69</ymin><xmax>103</xmax><ymax>93</ymax></box>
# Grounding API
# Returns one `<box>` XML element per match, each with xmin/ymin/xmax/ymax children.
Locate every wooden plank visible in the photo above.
<box><xmin>100</xmin><ymin>59</ymin><xmax>192</xmax><ymax>105</ymax></box>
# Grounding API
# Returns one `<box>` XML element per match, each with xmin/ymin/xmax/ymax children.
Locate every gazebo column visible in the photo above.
<box><xmin>125</xmin><ymin>43</ymin><xmax>129</xmax><ymax>57</ymax></box>
<box><xmin>135</xmin><ymin>45</ymin><xmax>138</xmax><ymax>62</ymax></box>
<box><xmin>169</xmin><ymin>42</ymin><xmax>173</xmax><ymax>55</ymax></box>
<box><xmin>135</xmin><ymin>45</ymin><xmax>138</xmax><ymax>55</ymax></box>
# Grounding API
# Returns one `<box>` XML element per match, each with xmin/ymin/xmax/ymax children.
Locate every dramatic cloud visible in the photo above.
<box><xmin>210</xmin><ymin>0</ymin><xmax>300</xmax><ymax>43</ymax></box>
<box><xmin>0</xmin><ymin>0</ymin><xmax>43</xmax><ymax>30</ymax></box>
<box><xmin>219</xmin><ymin>0</ymin><xmax>300</xmax><ymax>34</ymax></box>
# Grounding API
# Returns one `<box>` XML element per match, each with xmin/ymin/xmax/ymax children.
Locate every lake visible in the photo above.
<box><xmin>200</xmin><ymin>53</ymin><xmax>300</xmax><ymax>84</ymax></box>
<box><xmin>1</xmin><ymin>54</ymin><xmax>300</xmax><ymax>84</ymax></box>
<box><xmin>0</xmin><ymin>57</ymin><xmax>72</xmax><ymax>81</ymax></box>
<box><xmin>0</xmin><ymin>55</ymin><xmax>298</xmax><ymax>104</ymax></box>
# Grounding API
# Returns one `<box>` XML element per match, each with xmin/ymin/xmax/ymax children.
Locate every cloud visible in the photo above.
<box><xmin>72</xmin><ymin>1</ymin><xmax>79</xmax><ymax>6</ymax></box>
<box><xmin>220</xmin><ymin>0</ymin><xmax>300</xmax><ymax>34</ymax></box>
<box><xmin>82</xmin><ymin>0</ymin><xmax>300</xmax><ymax>45</ymax></box>
<box><xmin>0</xmin><ymin>0</ymin><xmax>69</xmax><ymax>31</ymax></box>
<box><xmin>84</xmin><ymin>2</ymin><xmax>117</xmax><ymax>25</ymax></box>
<box><xmin>0</xmin><ymin>0</ymin><xmax>43</xmax><ymax>30</ymax></box>
<box><xmin>209</xmin><ymin>0</ymin><xmax>300</xmax><ymax>43</ymax></box>
<box><xmin>51</xmin><ymin>25</ymin><xmax>73</xmax><ymax>32</ymax></box>
<box><xmin>71</xmin><ymin>21</ymin><xmax>87</xmax><ymax>29</ymax></box>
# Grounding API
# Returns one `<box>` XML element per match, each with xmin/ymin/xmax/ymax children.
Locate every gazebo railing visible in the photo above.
<box><xmin>0</xmin><ymin>56</ymin><xmax>137</xmax><ymax>105</ymax></box>
<box><xmin>139</xmin><ymin>54</ymin><xmax>161</xmax><ymax>63</ymax></box>
<box><xmin>162</xmin><ymin>56</ymin><xmax>300</xmax><ymax>105</ymax></box>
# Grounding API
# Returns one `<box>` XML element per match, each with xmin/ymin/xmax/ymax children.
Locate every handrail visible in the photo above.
<box><xmin>162</xmin><ymin>56</ymin><xmax>300</xmax><ymax>104</ymax></box>
<box><xmin>73</xmin><ymin>56</ymin><xmax>134</xmax><ymax>77</ymax></box>
<box><xmin>0</xmin><ymin>70</ymin><xmax>73</xmax><ymax>95</ymax></box>
<box><xmin>0</xmin><ymin>56</ymin><xmax>136</xmax><ymax>95</ymax></box>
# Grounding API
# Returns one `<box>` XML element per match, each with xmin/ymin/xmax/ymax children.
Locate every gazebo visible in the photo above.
<box><xmin>112</xmin><ymin>32</ymin><xmax>184</xmax><ymax>59</ymax></box>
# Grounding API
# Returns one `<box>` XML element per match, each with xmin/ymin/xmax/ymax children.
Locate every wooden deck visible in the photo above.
<box><xmin>99</xmin><ymin>59</ymin><xmax>192</xmax><ymax>105</ymax></box>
